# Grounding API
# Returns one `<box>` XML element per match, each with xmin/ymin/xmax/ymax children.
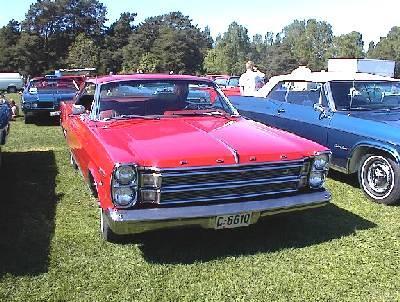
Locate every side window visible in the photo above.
<box><xmin>267</xmin><ymin>82</ymin><xmax>288</xmax><ymax>102</ymax></box>
<box><xmin>76</xmin><ymin>83</ymin><xmax>96</xmax><ymax>111</ymax></box>
<box><xmin>275</xmin><ymin>81</ymin><xmax>325</xmax><ymax>107</ymax></box>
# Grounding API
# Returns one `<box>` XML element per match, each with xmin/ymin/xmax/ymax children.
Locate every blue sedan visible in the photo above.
<box><xmin>231</xmin><ymin>71</ymin><xmax>400</xmax><ymax>205</ymax></box>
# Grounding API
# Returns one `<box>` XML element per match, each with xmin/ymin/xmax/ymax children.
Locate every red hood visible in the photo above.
<box><xmin>92</xmin><ymin>117</ymin><xmax>328</xmax><ymax>168</ymax></box>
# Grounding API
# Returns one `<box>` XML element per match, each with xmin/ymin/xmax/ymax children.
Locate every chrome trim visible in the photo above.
<box><xmin>104</xmin><ymin>190</ymin><xmax>331</xmax><ymax>235</ymax></box>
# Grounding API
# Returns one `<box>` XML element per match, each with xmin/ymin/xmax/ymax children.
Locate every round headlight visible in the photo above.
<box><xmin>309</xmin><ymin>171</ymin><xmax>325</xmax><ymax>188</ymax></box>
<box><xmin>114</xmin><ymin>165</ymin><xmax>136</xmax><ymax>185</ymax></box>
<box><xmin>313</xmin><ymin>154</ymin><xmax>329</xmax><ymax>170</ymax></box>
<box><xmin>31</xmin><ymin>103</ymin><xmax>38</xmax><ymax>108</ymax></box>
<box><xmin>113</xmin><ymin>187</ymin><xmax>136</xmax><ymax>206</ymax></box>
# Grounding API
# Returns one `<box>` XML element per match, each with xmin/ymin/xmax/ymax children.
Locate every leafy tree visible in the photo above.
<box><xmin>13</xmin><ymin>33</ymin><xmax>46</xmax><ymax>75</ymax></box>
<box><xmin>204</xmin><ymin>22</ymin><xmax>251</xmax><ymax>75</ymax></box>
<box><xmin>282</xmin><ymin>19</ymin><xmax>333</xmax><ymax>70</ymax></box>
<box><xmin>123</xmin><ymin>12</ymin><xmax>211</xmax><ymax>74</ymax></box>
<box><xmin>0</xmin><ymin>20</ymin><xmax>21</xmax><ymax>72</ymax></box>
<box><xmin>66</xmin><ymin>33</ymin><xmax>100</xmax><ymax>69</ymax></box>
<box><xmin>367</xmin><ymin>26</ymin><xmax>400</xmax><ymax>76</ymax></box>
<box><xmin>328</xmin><ymin>31</ymin><xmax>364</xmax><ymax>59</ymax></box>
<box><xmin>101</xmin><ymin>12</ymin><xmax>137</xmax><ymax>73</ymax></box>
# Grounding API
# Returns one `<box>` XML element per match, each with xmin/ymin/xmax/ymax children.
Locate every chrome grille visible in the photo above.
<box><xmin>159</xmin><ymin>160</ymin><xmax>307</xmax><ymax>205</ymax></box>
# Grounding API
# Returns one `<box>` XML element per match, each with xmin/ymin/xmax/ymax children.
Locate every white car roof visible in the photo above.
<box><xmin>256</xmin><ymin>68</ymin><xmax>399</xmax><ymax>97</ymax></box>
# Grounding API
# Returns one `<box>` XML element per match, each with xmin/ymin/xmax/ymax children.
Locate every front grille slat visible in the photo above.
<box><xmin>158</xmin><ymin>160</ymin><xmax>307</xmax><ymax>206</ymax></box>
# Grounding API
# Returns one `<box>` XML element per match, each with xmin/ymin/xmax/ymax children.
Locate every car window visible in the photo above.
<box><xmin>330</xmin><ymin>81</ymin><xmax>400</xmax><ymax>110</ymax></box>
<box><xmin>268</xmin><ymin>81</ymin><xmax>325</xmax><ymax>107</ymax></box>
<box><xmin>227</xmin><ymin>77</ymin><xmax>239</xmax><ymax>87</ymax></box>
<box><xmin>94</xmin><ymin>80</ymin><xmax>237</xmax><ymax>119</ymax></box>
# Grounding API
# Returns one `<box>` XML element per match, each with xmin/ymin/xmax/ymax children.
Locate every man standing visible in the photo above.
<box><xmin>239</xmin><ymin>61</ymin><xmax>265</xmax><ymax>96</ymax></box>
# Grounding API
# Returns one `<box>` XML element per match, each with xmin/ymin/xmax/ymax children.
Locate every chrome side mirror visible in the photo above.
<box><xmin>313</xmin><ymin>103</ymin><xmax>329</xmax><ymax>119</ymax></box>
<box><xmin>72</xmin><ymin>104</ymin><xmax>85</xmax><ymax>115</ymax></box>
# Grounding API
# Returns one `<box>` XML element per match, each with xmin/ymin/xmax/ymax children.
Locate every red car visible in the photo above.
<box><xmin>61</xmin><ymin>74</ymin><xmax>331</xmax><ymax>242</ymax></box>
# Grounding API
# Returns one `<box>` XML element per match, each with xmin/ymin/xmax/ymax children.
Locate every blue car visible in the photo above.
<box><xmin>0</xmin><ymin>102</ymin><xmax>11</xmax><ymax>167</ymax></box>
<box><xmin>22</xmin><ymin>76</ymin><xmax>79</xmax><ymax>123</ymax></box>
<box><xmin>231</xmin><ymin>71</ymin><xmax>400</xmax><ymax>205</ymax></box>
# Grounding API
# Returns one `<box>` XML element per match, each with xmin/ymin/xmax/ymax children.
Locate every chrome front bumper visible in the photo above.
<box><xmin>104</xmin><ymin>190</ymin><xmax>331</xmax><ymax>235</ymax></box>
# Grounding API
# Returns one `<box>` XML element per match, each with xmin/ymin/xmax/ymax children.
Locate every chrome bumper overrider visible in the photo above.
<box><xmin>104</xmin><ymin>190</ymin><xmax>331</xmax><ymax>235</ymax></box>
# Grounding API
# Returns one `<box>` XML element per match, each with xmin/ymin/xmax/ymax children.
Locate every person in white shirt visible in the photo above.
<box><xmin>239</xmin><ymin>61</ymin><xmax>265</xmax><ymax>96</ymax></box>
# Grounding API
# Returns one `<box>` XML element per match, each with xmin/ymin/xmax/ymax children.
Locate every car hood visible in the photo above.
<box><xmin>23</xmin><ymin>90</ymin><xmax>76</xmax><ymax>102</ymax></box>
<box><xmin>93</xmin><ymin>117</ymin><xmax>327</xmax><ymax>168</ymax></box>
<box><xmin>346</xmin><ymin>110</ymin><xmax>400</xmax><ymax>127</ymax></box>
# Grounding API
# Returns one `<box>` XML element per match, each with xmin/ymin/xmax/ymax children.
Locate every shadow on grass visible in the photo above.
<box><xmin>328</xmin><ymin>170</ymin><xmax>360</xmax><ymax>189</ymax></box>
<box><xmin>133</xmin><ymin>204</ymin><xmax>375</xmax><ymax>264</ymax></box>
<box><xmin>0</xmin><ymin>151</ymin><xmax>60</xmax><ymax>277</ymax></box>
<box><xmin>25</xmin><ymin>114</ymin><xmax>60</xmax><ymax>126</ymax></box>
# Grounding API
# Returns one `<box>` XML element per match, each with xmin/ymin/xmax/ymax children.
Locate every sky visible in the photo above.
<box><xmin>1</xmin><ymin>0</ymin><xmax>399</xmax><ymax>45</ymax></box>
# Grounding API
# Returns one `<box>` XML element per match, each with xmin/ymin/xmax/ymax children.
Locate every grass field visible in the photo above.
<box><xmin>0</xmin><ymin>93</ymin><xmax>399</xmax><ymax>301</ymax></box>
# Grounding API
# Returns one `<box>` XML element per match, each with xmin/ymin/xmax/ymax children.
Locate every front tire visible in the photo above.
<box><xmin>359</xmin><ymin>154</ymin><xmax>400</xmax><ymax>205</ymax></box>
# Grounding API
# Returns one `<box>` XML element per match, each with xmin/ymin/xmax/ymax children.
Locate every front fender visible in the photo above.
<box><xmin>347</xmin><ymin>141</ymin><xmax>400</xmax><ymax>173</ymax></box>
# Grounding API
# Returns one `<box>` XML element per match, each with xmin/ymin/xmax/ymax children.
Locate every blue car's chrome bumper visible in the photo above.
<box><xmin>104</xmin><ymin>190</ymin><xmax>331</xmax><ymax>235</ymax></box>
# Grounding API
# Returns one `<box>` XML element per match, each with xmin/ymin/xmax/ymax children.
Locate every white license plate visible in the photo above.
<box><xmin>215</xmin><ymin>212</ymin><xmax>252</xmax><ymax>229</ymax></box>
<box><xmin>50</xmin><ymin>111</ymin><xmax>61</xmax><ymax>116</ymax></box>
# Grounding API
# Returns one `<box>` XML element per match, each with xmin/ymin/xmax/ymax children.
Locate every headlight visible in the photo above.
<box><xmin>31</xmin><ymin>103</ymin><xmax>38</xmax><ymax>108</ymax></box>
<box><xmin>114</xmin><ymin>165</ymin><xmax>137</xmax><ymax>185</ymax></box>
<box><xmin>313</xmin><ymin>153</ymin><xmax>330</xmax><ymax>170</ymax></box>
<box><xmin>112</xmin><ymin>187</ymin><xmax>136</xmax><ymax>206</ymax></box>
<box><xmin>24</xmin><ymin>102</ymin><xmax>31</xmax><ymax>109</ymax></box>
<box><xmin>309</xmin><ymin>171</ymin><xmax>325</xmax><ymax>188</ymax></box>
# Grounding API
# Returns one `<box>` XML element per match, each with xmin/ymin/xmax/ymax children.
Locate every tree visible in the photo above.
<box><xmin>282</xmin><ymin>19</ymin><xmax>333</xmax><ymax>70</ymax></box>
<box><xmin>0</xmin><ymin>20</ymin><xmax>21</xmax><ymax>72</ymax></box>
<box><xmin>367</xmin><ymin>26</ymin><xmax>400</xmax><ymax>76</ymax></box>
<box><xmin>204</xmin><ymin>22</ymin><xmax>251</xmax><ymax>75</ymax></box>
<box><xmin>122</xmin><ymin>12</ymin><xmax>211</xmax><ymax>74</ymax></box>
<box><xmin>328</xmin><ymin>31</ymin><xmax>364</xmax><ymax>59</ymax></box>
<box><xmin>66</xmin><ymin>33</ymin><xmax>99</xmax><ymax>68</ymax></box>
<box><xmin>101</xmin><ymin>12</ymin><xmax>137</xmax><ymax>73</ymax></box>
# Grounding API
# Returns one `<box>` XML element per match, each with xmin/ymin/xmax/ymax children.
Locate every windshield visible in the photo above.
<box><xmin>29</xmin><ymin>79</ymin><xmax>78</xmax><ymax>92</ymax></box>
<box><xmin>331</xmin><ymin>81</ymin><xmax>400</xmax><ymax>111</ymax></box>
<box><xmin>95</xmin><ymin>80</ymin><xmax>237</xmax><ymax>120</ymax></box>
<box><xmin>215</xmin><ymin>78</ymin><xmax>228</xmax><ymax>86</ymax></box>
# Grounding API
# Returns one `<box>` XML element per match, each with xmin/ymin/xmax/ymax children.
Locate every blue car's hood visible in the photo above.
<box><xmin>23</xmin><ymin>90</ymin><xmax>76</xmax><ymax>102</ymax></box>
<box><xmin>0</xmin><ymin>105</ymin><xmax>10</xmax><ymax>129</ymax></box>
<box><xmin>345</xmin><ymin>110</ymin><xmax>400</xmax><ymax>128</ymax></box>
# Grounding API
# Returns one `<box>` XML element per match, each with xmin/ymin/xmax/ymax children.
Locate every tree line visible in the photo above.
<box><xmin>0</xmin><ymin>0</ymin><xmax>399</xmax><ymax>77</ymax></box>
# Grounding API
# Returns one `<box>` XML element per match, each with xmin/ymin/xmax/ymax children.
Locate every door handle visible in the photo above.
<box><xmin>277</xmin><ymin>109</ymin><xmax>285</xmax><ymax>114</ymax></box>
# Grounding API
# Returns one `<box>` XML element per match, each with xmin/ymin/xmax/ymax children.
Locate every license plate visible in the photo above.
<box><xmin>215</xmin><ymin>212</ymin><xmax>252</xmax><ymax>229</ymax></box>
<box><xmin>50</xmin><ymin>111</ymin><xmax>61</xmax><ymax>116</ymax></box>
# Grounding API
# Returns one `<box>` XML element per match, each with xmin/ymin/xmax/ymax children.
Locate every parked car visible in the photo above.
<box><xmin>0</xmin><ymin>102</ymin><xmax>11</xmax><ymax>167</ymax></box>
<box><xmin>22</xmin><ymin>76</ymin><xmax>81</xmax><ymax>123</ymax></box>
<box><xmin>61</xmin><ymin>74</ymin><xmax>331</xmax><ymax>241</ymax></box>
<box><xmin>215</xmin><ymin>76</ymin><xmax>241</xmax><ymax>97</ymax></box>
<box><xmin>230</xmin><ymin>68</ymin><xmax>400</xmax><ymax>205</ymax></box>
<box><xmin>0</xmin><ymin>73</ymin><xmax>24</xmax><ymax>93</ymax></box>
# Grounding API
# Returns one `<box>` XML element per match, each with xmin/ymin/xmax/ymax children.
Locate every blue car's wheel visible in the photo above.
<box><xmin>359</xmin><ymin>154</ymin><xmax>400</xmax><ymax>205</ymax></box>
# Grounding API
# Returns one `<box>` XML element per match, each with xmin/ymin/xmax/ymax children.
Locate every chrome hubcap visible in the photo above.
<box><xmin>363</xmin><ymin>156</ymin><xmax>394</xmax><ymax>198</ymax></box>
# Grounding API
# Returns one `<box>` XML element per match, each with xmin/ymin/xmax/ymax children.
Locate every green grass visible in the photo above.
<box><xmin>0</xmin><ymin>93</ymin><xmax>400</xmax><ymax>301</ymax></box>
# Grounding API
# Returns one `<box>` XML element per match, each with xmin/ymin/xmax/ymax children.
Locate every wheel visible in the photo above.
<box><xmin>100</xmin><ymin>209</ymin><xmax>120</xmax><ymax>242</ymax></box>
<box><xmin>7</xmin><ymin>86</ymin><xmax>17</xmax><ymax>93</ymax></box>
<box><xmin>24</xmin><ymin>115</ymin><xmax>32</xmax><ymax>124</ymax></box>
<box><xmin>358</xmin><ymin>154</ymin><xmax>400</xmax><ymax>205</ymax></box>
<box><xmin>70</xmin><ymin>152</ymin><xmax>78</xmax><ymax>170</ymax></box>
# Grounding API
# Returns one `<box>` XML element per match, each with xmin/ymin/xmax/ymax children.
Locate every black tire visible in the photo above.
<box><xmin>24</xmin><ymin>115</ymin><xmax>32</xmax><ymax>124</ymax></box>
<box><xmin>100</xmin><ymin>209</ymin><xmax>121</xmax><ymax>242</ymax></box>
<box><xmin>358</xmin><ymin>154</ymin><xmax>400</xmax><ymax>205</ymax></box>
<box><xmin>7</xmin><ymin>86</ymin><xmax>17</xmax><ymax>93</ymax></box>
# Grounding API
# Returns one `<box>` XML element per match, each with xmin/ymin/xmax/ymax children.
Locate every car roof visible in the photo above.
<box><xmin>86</xmin><ymin>74</ymin><xmax>213</xmax><ymax>85</ymax></box>
<box><xmin>257</xmin><ymin>68</ymin><xmax>399</xmax><ymax>97</ymax></box>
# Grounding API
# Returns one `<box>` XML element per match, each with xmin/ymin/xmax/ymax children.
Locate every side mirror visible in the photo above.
<box><xmin>313</xmin><ymin>103</ymin><xmax>324</xmax><ymax>113</ymax></box>
<box><xmin>313</xmin><ymin>103</ymin><xmax>329</xmax><ymax>119</ymax></box>
<box><xmin>72</xmin><ymin>104</ymin><xmax>85</xmax><ymax>115</ymax></box>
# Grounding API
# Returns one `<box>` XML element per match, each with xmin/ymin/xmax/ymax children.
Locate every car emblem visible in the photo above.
<box><xmin>281</xmin><ymin>154</ymin><xmax>288</xmax><ymax>160</ymax></box>
<box><xmin>216</xmin><ymin>159</ymin><xmax>224</xmax><ymax>163</ymax></box>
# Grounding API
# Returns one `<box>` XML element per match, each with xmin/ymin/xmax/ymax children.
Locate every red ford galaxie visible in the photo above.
<box><xmin>61</xmin><ymin>74</ymin><xmax>331</xmax><ymax>242</ymax></box>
